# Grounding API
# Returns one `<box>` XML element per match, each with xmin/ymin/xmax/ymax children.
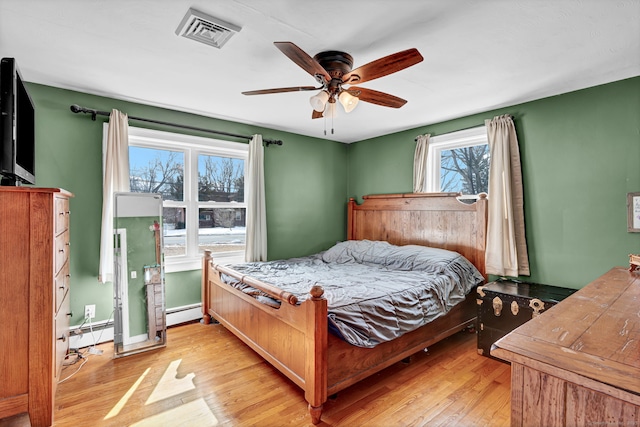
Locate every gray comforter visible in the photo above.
<box><xmin>222</xmin><ymin>240</ymin><xmax>484</xmax><ymax>348</ymax></box>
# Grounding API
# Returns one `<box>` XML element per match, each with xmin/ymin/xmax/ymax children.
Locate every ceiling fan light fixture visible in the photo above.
<box><xmin>338</xmin><ymin>91</ymin><xmax>359</xmax><ymax>113</ymax></box>
<box><xmin>323</xmin><ymin>102</ymin><xmax>337</xmax><ymax>118</ymax></box>
<box><xmin>310</xmin><ymin>90</ymin><xmax>329</xmax><ymax>112</ymax></box>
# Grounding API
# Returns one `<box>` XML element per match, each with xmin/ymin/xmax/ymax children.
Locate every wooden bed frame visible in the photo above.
<box><xmin>202</xmin><ymin>193</ymin><xmax>487</xmax><ymax>424</ymax></box>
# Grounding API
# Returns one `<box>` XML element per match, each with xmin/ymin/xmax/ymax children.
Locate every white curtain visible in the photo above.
<box><xmin>485</xmin><ymin>115</ymin><xmax>530</xmax><ymax>277</ymax></box>
<box><xmin>245</xmin><ymin>134</ymin><xmax>267</xmax><ymax>262</ymax></box>
<box><xmin>413</xmin><ymin>134</ymin><xmax>430</xmax><ymax>193</ymax></box>
<box><xmin>98</xmin><ymin>110</ymin><xmax>130</xmax><ymax>283</ymax></box>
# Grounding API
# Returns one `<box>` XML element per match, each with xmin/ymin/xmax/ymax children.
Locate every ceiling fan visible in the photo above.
<box><xmin>242</xmin><ymin>42</ymin><xmax>424</xmax><ymax>119</ymax></box>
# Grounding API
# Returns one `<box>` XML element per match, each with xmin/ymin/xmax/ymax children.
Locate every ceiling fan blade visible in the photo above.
<box><xmin>242</xmin><ymin>86</ymin><xmax>320</xmax><ymax>95</ymax></box>
<box><xmin>342</xmin><ymin>48</ymin><xmax>423</xmax><ymax>85</ymax></box>
<box><xmin>274</xmin><ymin>42</ymin><xmax>331</xmax><ymax>83</ymax></box>
<box><xmin>349</xmin><ymin>87</ymin><xmax>408</xmax><ymax>108</ymax></box>
<box><xmin>312</xmin><ymin>110</ymin><xmax>323</xmax><ymax>119</ymax></box>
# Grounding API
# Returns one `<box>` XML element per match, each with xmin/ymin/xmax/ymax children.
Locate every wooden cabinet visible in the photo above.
<box><xmin>0</xmin><ymin>187</ymin><xmax>73</xmax><ymax>427</ymax></box>
<box><xmin>476</xmin><ymin>280</ymin><xmax>575</xmax><ymax>360</ymax></box>
<box><xmin>492</xmin><ymin>267</ymin><xmax>640</xmax><ymax>426</ymax></box>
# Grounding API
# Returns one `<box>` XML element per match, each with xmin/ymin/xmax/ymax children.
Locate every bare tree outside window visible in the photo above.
<box><xmin>440</xmin><ymin>145</ymin><xmax>490</xmax><ymax>194</ymax></box>
<box><xmin>129</xmin><ymin>148</ymin><xmax>184</xmax><ymax>201</ymax></box>
<box><xmin>198</xmin><ymin>154</ymin><xmax>246</xmax><ymax>254</ymax></box>
<box><xmin>199</xmin><ymin>155</ymin><xmax>244</xmax><ymax>202</ymax></box>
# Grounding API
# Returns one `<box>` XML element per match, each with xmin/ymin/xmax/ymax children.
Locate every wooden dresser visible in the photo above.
<box><xmin>492</xmin><ymin>267</ymin><xmax>640</xmax><ymax>426</ymax></box>
<box><xmin>0</xmin><ymin>187</ymin><xmax>73</xmax><ymax>427</ymax></box>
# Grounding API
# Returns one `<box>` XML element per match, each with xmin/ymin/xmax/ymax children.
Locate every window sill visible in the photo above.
<box><xmin>165</xmin><ymin>252</ymin><xmax>245</xmax><ymax>273</ymax></box>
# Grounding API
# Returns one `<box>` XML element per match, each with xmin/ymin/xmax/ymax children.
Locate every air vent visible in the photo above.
<box><xmin>175</xmin><ymin>8</ymin><xmax>241</xmax><ymax>49</ymax></box>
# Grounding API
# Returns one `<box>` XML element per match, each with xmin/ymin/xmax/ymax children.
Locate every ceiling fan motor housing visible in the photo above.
<box><xmin>313</xmin><ymin>51</ymin><xmax>354</xmax><ymax>95</ymax></box>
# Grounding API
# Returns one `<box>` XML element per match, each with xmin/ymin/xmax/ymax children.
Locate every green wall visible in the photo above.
<box><xmin>27</xmin><ymin>83</ymin><xmax>348</xmax><ymax>327</ymax></box>
<box><xmin>25</xmin><ymin>76</ymin><xmax>640</xmax><ymax>326</ymax></box>
<box><xmin>348</xmin><ymin>76</ymin><xmax>640</xmax><ymax>288</ymax></box>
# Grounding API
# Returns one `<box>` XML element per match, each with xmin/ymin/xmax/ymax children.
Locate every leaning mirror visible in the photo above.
<box><xmin>113</xmin><ymin>192</ymin><xmax>167</xmax><ymax>357</ymax></box>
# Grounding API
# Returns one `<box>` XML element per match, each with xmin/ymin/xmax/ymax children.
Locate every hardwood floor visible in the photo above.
<box><xmin>4</xmin><ymin>322</ymin><xmax>511</xmax><ymax>427</ymax></box>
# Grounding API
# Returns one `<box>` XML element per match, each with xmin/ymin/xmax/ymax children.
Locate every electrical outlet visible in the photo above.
<box><xmin>84</xmin><ymin>304</ymin><xmax>96</xmax><ymax>319</ymax></box>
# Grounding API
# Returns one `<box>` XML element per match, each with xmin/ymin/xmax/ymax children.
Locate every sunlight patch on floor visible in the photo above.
<box><xmin>146</xmin><ymin>358</ymin><xmax>196</xmax><ymax>404</ymax></box>
<box><xmin>104</xmin><ymin>367</ymin><xmax>150</xmax><ymax>420</ymax></box>
<box><xmin>130</xmin><ymin>398</ymin><xmax>218</xmax><ymax>427</ymax></box>
<box><xmin>105</xmin><ymin>359</ymin><xmax>216</xmax><ymax>425</ymax></box>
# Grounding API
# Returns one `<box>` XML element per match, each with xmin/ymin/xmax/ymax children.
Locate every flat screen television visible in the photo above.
<box><xmin>0</xmin><ymin>57</ymin><xmax>36</xmax><ymax>186</ymax></box>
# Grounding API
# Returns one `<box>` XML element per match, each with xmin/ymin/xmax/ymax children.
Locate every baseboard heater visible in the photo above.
<box><xmin>69</xmin><ymin>303</ymin><xmax>202</xmax><ymax>349</ymax></box>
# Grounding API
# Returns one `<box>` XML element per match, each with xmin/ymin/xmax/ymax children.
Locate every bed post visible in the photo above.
<box><xmin>202</xmin><ymin>250</ymin><xmax>212</xmax><ymax>325</ymax></box>
<box><xmin>305</xmin><ymin>285</ymin><xmax>328</xmax><ymax>424</ymax></box>
<box><xmin>347</xmin><ymin>197</ymin><xmax>356</xmax><ymax>240</ymax></box>
<box><xmin>475</xmin><ymin>193</ymin><xmax>488</xmax><ymax>279</ymax></box>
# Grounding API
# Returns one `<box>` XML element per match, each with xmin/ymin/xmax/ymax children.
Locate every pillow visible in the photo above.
<box><xmin>322</xmin><ymin>239</ymin><xmax>484</xmax><ymax>291</ymax></box>
<box><xmin>323</xmin><ymin>240</ymin><xmax>461</xmax><ymax>272</ymax></box>
<box><xmin>321</xmin><ymin>239</ymin><xmax>374</xmax><ymax>263</ymax></box>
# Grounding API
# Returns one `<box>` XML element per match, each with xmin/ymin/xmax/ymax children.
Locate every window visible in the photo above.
<box><xmin>126</xmin><ymin>126</ymin><xmax>248</xmax><ymax>272</ymax></box>
<box><xmin>426</xmin><ymin>126</ymin><xmax>490</xmax><ymax>197</ymax></box>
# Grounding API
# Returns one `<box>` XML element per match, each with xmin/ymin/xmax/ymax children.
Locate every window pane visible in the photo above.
<box><xmin>129</xmin><ymin>146</ymin><xmax>184</xmax><ymax>201</ymax></box>
<box><xmin>198</xmin><ymin>208</ymin><xmax>246</xmax><ymax>254</ymax></box>
<box><xmin>163</xmin><ymin>207</ymin><xmax>186</xmax><ymax>257</ymax></box>
<box><xmin>198</xmin><ymin>155</ymin><xmax>244</xmax><ymax>202</ymax></box>
<box><xmin>440</xmin><ymin>145</ymin><xmax>490</xmax><ymax>194</ymax></box>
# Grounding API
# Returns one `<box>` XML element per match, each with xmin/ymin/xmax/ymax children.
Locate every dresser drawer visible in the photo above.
<box><xmin>55</xmin><ymin>262</ymin><xmax>70</xmax><ymax>313</ymax></box>
<box><xmin>55</xmin><ymin>293</ymin><xmax>71</xmax><ymax>381</ymax></box>
<box><xmin>55</xmin><ymin>196</ymin><xmax>70</xmax><ymax>235</ymax></box>
<box><xmin>55</xmin><ymin>230</ymin><xmax>70</xmax><ymax>275</ymax></box>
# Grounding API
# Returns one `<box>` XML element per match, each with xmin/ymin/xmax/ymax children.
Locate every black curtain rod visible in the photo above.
<box><xmin>414</xmin><ymin>123</ymin><xmax>484</xmax><ymax>142</ymax></box>
<box><xmin>69</xmin><ymin>104</ymin><xmax>283</xmax><ymax>147</ymax></box>
<box><xmin>414</xmin><ymin>116</ymin><xmax>514</xmax><ymax>141</ymax></box>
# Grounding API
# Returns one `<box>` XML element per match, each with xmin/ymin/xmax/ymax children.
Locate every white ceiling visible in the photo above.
<box><xmin>1</xmin><ymin>0</ymin><xmax>639</xmax><ymax>143</ymax></box>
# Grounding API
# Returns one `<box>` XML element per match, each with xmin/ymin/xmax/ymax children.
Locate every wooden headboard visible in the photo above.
<box><xmin>347</xmin><ymin>193</ymin><xmax>488</xmax><ymax>277</ymax></box>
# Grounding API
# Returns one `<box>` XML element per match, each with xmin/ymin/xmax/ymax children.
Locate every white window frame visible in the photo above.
<box><xmin>104</xmin><ymin>124</ymin><xmax>249</xmax><ymax>272</ymax></box>
<box><xmin>426</xmin><ymin>126</ymin><xmax>489</xmax><ymax>198</ymax></box>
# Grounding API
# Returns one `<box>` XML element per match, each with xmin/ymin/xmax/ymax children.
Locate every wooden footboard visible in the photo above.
<box><xmin>202</xmin><ymin>250</ymin><xmax>328</xmax><ymax>423</ymax></box>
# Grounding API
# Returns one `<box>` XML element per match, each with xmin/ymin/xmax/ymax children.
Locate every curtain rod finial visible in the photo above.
<box><xmin>265</xmin><ymin>139</ymin><xmax>283</xmax><ymax>147</ymax></box>
<box><xmin>70</xmin><ymin>104</ymin><xmax>98</xmax><ymax>120</ymax></box>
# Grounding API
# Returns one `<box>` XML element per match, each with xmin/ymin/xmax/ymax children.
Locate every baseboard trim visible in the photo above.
<box><xmin>69</xmin><ymin>303</ymin><xmax>202</xmax><ymax>349</ymax></box>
